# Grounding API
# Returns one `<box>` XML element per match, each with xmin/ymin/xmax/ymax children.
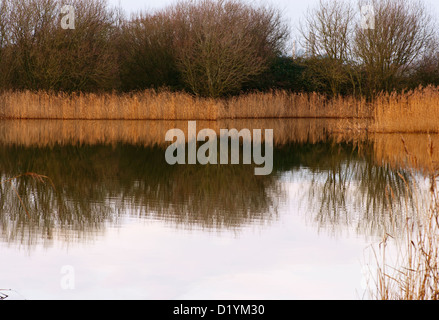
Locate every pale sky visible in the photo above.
<box><xmin>109</xmin><ymin>0</ymin><xmax>439</xmax><ymax>27</ymax></box>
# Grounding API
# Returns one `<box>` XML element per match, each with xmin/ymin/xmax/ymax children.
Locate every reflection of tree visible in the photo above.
<box><xmin>276</xmin><ymin>141</ymin><xmax>417</xmax><ymax>238</ymax></box>
<box><xmin>0</xmin><ymin>143</ymin><xmax>282</xmax><ymax>248</ymax></box>
<box><xmin>0</xmin><ymin>127</ymin><xmax>428</xmax><ymax>249</ymax></box>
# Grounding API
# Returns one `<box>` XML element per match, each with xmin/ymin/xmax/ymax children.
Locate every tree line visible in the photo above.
<box><xmin>0</xmin><ymin>0</ymin><xmax>438</xmax><ymax>98</ymax></box>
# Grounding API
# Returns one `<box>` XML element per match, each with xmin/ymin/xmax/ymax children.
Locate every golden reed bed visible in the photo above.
<box><xmin>372</xmin><ymin>86</ymin><xmax>439</xmax><ymax>133</ymax></box>
<box><xmin>0</xmin><ymin>89</ymin><xmax>371</xmax><ymax>120</ymax></box>
<box><xmin>0</xmin><ymin>86</ymin><xmax>438</xmax><ymax>132</ymax></box>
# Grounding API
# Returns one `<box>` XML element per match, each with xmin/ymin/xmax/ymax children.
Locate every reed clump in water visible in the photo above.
<box><xmin>371</xmin><ymin>86</ymin><xmax>439</xmax><ymax>133</ymax></box>
<box><xmin>367</xmin><ymin>137</ymin><xmax>439</xmax><ymax>300</ymax></box>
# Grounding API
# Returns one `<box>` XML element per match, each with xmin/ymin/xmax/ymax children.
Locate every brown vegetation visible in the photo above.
<box><xmin>0</xmin><ymin>89</ymin><xmax>221</xmax><ymax>120</ymax></box>
<box><xmin>371</xmin><ymin>86</ymin><xmax>439</xmax><ymax>133</ymax></box>
<box><xmin>299</xmin><ymin>0</ymin><xmax>438</xmax><ymax>97</ymax></box>
<box><xmin>0</xmin><ymin>88</ymin><xmax>373</xmax><ymax>120</ymax></box>
<box><xmin>0</xmin><ymin>0</ymin><xmax>289</xmax><ymax>96</ymax></box>
<box><xmin>0</xmin><ymin>0</ymin><xmax>120</xmax><ymax>92</ymax></box>
<box><xmin>1</xmin><ymin>86</ymin><xmax>439</xmax><ymax>134</ymax></box>
<box><xmin>169</xmin><ymin>0</ymin><xmax>288</xmax><ymax>97</ymax></box>
<box><xmin>367</xmin><ymin>137</ymin><xmax>439</xmax><ymax>300</ymax></box>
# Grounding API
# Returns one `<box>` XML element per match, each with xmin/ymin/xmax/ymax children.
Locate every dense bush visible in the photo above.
<box><xmin>242</xmin><ymin>56</ymin><xmax>306</xmax><ymax>92</ymax></box>
<box><xmin>298</xmin><ymin>0</ymin><xmax>438</xmax><ymax>98</ymax></box>
<box><xmin>0</xmin><ymin>0</ymin><xmax>120</xmax><ymax>92</ymax></box>
<box><xmin>117</xmin><ymin>10</ymin><xmax>182</xmax><ymax>91</ymax></box>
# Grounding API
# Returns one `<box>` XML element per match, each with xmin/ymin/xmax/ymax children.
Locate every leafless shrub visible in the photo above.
<box><xmin>0</xmin><ymin>0</ymin><xmax>120</xmax><ymax>92</ymax></box>
<box><xmin>354</xmin><ymin>0</ymin><xmax>436</xmax><ymax>95</ymax></box>
<box><xmin>170</xmin><ymin>0</ymin><xmax>289</xmax><ymax>97</ymax></box>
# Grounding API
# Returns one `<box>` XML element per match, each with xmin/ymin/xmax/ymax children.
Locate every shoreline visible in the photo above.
<box><xmin>0</xmin><ymin>115</ymin><xmax>374</xmax><ymax>120</ymax></box>
<box><xmin>0</xmin><ymin>86</ymin><xmax>438</xmax><ymax>133</ymax></box>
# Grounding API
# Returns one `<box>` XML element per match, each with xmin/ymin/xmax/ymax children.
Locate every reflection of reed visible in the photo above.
<box><xmin>0</xmin><ymin>118</ymin><xmax>354</xmax><ymax>147</ymax></box>
<box><xmin>372</xmin><ymin>134</ymin><xmax>439</xmax><ymax>174</ymax></box>
<box><xmin>367</xmin><ymin>138</ymin><xmax>439</xmax><ymax>300</ymax></box>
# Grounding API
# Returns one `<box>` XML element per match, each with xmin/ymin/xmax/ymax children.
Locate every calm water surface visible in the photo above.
<box><xmin>0</xmin><ymin>119</ymin><xmax>431</xmax><ymax>300</ymax></box>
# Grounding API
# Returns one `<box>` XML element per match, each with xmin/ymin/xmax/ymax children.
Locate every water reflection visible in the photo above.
<box><xmin>0</xmin><ymin>119</ymin><xmax>433</xmax><ymax>249</ymax></box>
<box><xmin>0</xmin><ymin>144</ymin><xmax>283</xmax><ymax>248</ymax></box>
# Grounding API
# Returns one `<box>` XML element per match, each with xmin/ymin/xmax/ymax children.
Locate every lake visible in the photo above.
<box><xmin>0</xmin><ymin>119</ymin><xmax>433</xmax><ymax>300</ymax></box>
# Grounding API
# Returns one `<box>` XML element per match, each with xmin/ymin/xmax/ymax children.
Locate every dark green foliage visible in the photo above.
<box><xmin>243</xmin><ymin>56</ymin><xmax>306</xmax><ymax>92</ymax></box>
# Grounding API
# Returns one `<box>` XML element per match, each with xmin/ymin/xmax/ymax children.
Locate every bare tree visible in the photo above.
<box><xmin>1</xmin><ymin>0</ymin><xmax>120</xmax><ymax>92</ymax></box>
<box><xmin>171</xmin><ymin>0</ymin><xmax>289</xmax><ymax>98</ymax></box>
<box><xmin>300</xmin><ymin>0</ymin><xmax>355</xmax><ymax>61</ymax></box>
<box><xmin>354</xmin><ymin>0</ymin><xmax>436</xmax><ymax>95</ymax></box>
<box><xmin>0</xmin><ymin>0</ymin><xmax>12</xmax><ymax>89</ymax></box>
<box><xmin>299</xmin><ymin>0</ymin><xmax>356</xmax><ymax>96</ymax></box>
